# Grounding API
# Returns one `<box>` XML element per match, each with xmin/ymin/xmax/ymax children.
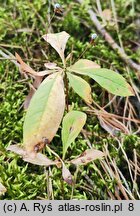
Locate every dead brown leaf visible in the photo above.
<box><xmin>0</xmin><ymin>183</ymin><xmax>7</xmax><ymax>196</ymax></box>
<box><xmin>62</xmin><ymin>164</ymin><xmax>73</xmax><ymax>185</ymax></box>
<box><xmin>70</xmin><ymin>149</ymin><xmax>104</xmax><ymax>165</ymax></box>
<box><xmin>23</xmin><ymin>153</ymin><xmax>60</xmax><ymax>166</ymax></box>
<box><xmin>15</xmin><ymin>53</ymin><xmax>52</xmax><ymax>77</ymax></box>
<box><xmin>7</xmin><ymin>144</ymin><xmax>26</xmax><ymax>156</ymax></box>
<box><xmin>42</xmin><ymin>31</ymin><xmax>70</xmax><ymax>63</ymax></box>
<box><xmin>24</xmin><ymin>76</ymin><xmax>43</xmax><ymax>110</ymax></box>
<box><xmin>102</xmin><ymin>9</ymin><xmax>112</xmax><ymax>21</ymax></box>
<box><xmin>7</xmin><ymin>145</ymin><xmax>60</xmax><ymax>166</ymax></box>
<box><xmin>44</xmin><ymin>62</ymin><xmax>61</xmax><ymax>70</ymax></box>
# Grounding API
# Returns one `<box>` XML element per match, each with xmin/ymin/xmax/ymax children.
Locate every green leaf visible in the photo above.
<box><xmin>62</xmin><ymin>111</ymin><xmax>87</xmax><ymax>159</ymax></box>
<box><xmin>23</xmin><ymin>73</ymin><xmax>65</xmax><ymax>154</ymax></box>
<box><xmin>68</xmin><ymin>59</ymin><xmax>100</xmax><ymax>71</ymax></box>
<box><xmin>67</xmin><ymin>72</ymin><xmax>92</xmax><ymax>104</ymax></box>
<box><xmin>42</xmin><ymin>31</ymin><xmax>70</xmax><ymax>63</ymax></box>
<box><xmin>68</xmin><ymin>59</ymin><xmax>134</xmax><ymax>96</ymax></box>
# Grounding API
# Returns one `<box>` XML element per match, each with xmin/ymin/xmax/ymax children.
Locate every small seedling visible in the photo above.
<box><xmin>7</xmin><ymin>31</ymin><xmax>134</xmax><ymax>184</ymax></box>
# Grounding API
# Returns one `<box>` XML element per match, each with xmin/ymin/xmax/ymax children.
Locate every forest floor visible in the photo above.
<box><xmin>0</xmin><ymin>0</ymin><xmax>140</xmax><ymax>199</ymax></box>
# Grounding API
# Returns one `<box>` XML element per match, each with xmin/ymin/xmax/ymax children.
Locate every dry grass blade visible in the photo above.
<box><xmin>44</xmin><ymin>167</ymin><xmax>54</xmax><ymax>200</ymax></box>
<box><xmin>103</xmin><ymin>145</ymin><xmax>134</xmax><ymax>199</ymax></box>
<box><xmin>93</xmin><ymin>109</ymin><xmax>140</xmax><ymax>124</ymax></box>
<box><xmin>98</xmin><ymin>112</ymin><xmax>130</xmax><ymax>134</ymax></box>
<box><xmin>99</xmin><ymin>116</ymin><xmax>120</xmax><ymax>136</ymax></box>
<box><xmin>107</xmin><ymin>117</ymin><xmax>130</xmax><ymax>134</ymax></box>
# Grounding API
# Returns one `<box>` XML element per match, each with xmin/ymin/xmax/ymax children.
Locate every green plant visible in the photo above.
<box><xmin>7</xmin><ymin>31</ymin><xmax>134</xmax><ymax>184</ymax></box>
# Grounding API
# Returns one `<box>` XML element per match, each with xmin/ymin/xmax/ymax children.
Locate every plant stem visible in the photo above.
<box><xmin>62</xmin><ymin>57</ymin><xmax>69</xmax><ymax>113</ymax></box>
<box><xmin>76</xmin><ymin>43</ymin><xmax>92</xmax><ymax>63</ymax></box>
<box><xmin>46</xmin><ymin>143</ymin><xmax>66</xmax><ymax>199</ymax></box>
<box><xmin>64</xmin><ymin>72</ymin><xmax>69</xmax><ymax>113</ymax></box>
<box><xmin>61</xmin><ymin>177</ymin><xmax>65</xmax><ymax>199</ymax></box>
<box><xmin>46</xmin><ymin>145</ymin><xmax>62</xmax><ymax>163</ymax></box>
<box><xmin>70</xmin><ymin>165</ymin><xmax>79</xmax><ymax>199</ymax></box>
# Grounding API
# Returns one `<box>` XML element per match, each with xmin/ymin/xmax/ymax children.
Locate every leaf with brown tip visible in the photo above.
<box><xmin>62</xmin><ymin>111</ymin><xmax>87</xmax><ymax>159</ymax></box>
<box><xmin>44</xmin><ymin>62</ymin><xmax>61</xmax><ymax>70</ymax></box>
<box><xmin>68</xmin><ymin>59</ymin><xmax>100</xmax><ymax>72</ymax></box>
<box><xmin>70</xmin><ymin>149</ymin><xmax>104</xmax><ymax>165</ymax></box>
<box><xmin>23</xmin><ymin>72</ymin><xmax>65</xmax><ymax>154</ymax></box>
<box><xmin>69</xmin><ymin>59</ymin><xmax>134</xmax><ymax>96</ymax></box>
<box><xmin>67</xmin><ymin>72</ymin><xmax>92</xmax><ymax>104</ymax></box>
